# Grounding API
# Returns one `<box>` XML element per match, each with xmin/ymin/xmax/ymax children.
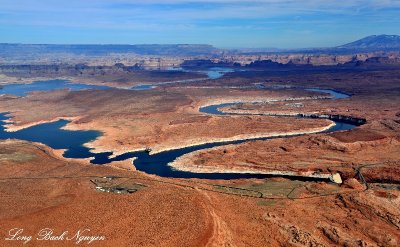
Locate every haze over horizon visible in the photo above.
<box><xmin>1</xmin><ymin>0</ymin><xmax>400</xmax><ymax>48</ymax></box>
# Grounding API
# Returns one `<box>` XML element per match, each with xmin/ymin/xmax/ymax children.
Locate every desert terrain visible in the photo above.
<box><xmin>0</xmin><ymin>51</ymin><xmax>399</xmax><ymax>246</ymax></box>
<box><xmin>0</xmin><ymin>137</ymin><xmax>399</xmax><ymax>246</ymax></box>
<box><xmin>2</xmin><ymin>0</ymin><xmax>400</xmax><ymax>243</ymax></box>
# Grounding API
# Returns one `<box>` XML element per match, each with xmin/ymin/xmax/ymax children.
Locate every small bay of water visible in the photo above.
<box><xmin>306</xmin><ymin>88</ymin><xmax>350</xmax><ymax>99</ymax></box>
<box><xmin>0</xmin><ymin>79</ymin><xmax>110</xmax><ymax>97</ymax></box>
<box><xmin>205</xmin><ymin>67</ymin><xmax>234</xmax><ymax>79</ymax></box>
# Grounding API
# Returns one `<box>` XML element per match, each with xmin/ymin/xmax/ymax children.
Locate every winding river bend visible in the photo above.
<box><xmin>0</xmin><ymin>68</ymin><xmax>366</xmax><ymax>179</ymax></box>
<box><xmin>0</xmin><ymin>84</ymin><xmax>365</xmax><ymax>179</ymax></box>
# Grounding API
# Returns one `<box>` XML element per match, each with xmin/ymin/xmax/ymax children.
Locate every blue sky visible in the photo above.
<box><xmin>0</xmin><ymin>0</ymin><xmax>399</xmax><ymax>48</ymax></box>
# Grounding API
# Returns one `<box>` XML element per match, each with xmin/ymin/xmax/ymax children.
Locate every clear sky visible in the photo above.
<box><xmin>0</xmin><ymin>0</ymin><xmax>399</xmax><ymax>48</ymax></box>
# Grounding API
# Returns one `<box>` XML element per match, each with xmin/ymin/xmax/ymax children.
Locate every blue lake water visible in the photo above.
<box><xmin>0</xmin><ymin>79</ymin><xmax>110</xmax><ymax>97</ymax></box>
<box><xmin>205</xmin><ymin>67</ymin><xmax>234</xmax><ymax>79</ymax></box>
<box><xmin>131</xmin><ymin>84</ymin><xmax>157</xmax><ymax>91</ymax></box>
<box><xmin>131</xmin><ymin>67</ymin><xmax>235</xmax><ymax>90</ymax></box>
<box><xmin>0</xmin><ymin>87</ymin><xmax>359</xmax><ymax>179</ymax></box>
<box><xmin>0</xmin><ymin>109</ymin><xmax>357</xmax><ymax>179</ymax></box>
<box><xmin>0</xmin><ymin>114</ymin><xmax>101</xmax><ymax>159</ymax></box>
<box><xmin>168</xmin><ymin>66</ymin><xmax>234</xmax><ymax>79</ymax></box>
<box><xmin>0</xmin><ymin>75</ymin><xmax>358</xmax><ymax>179</ymax></box>
<box><xmin>306</xmin><ymin>88</ymin><xmax>350</xmax><ymax>99</ymax></box>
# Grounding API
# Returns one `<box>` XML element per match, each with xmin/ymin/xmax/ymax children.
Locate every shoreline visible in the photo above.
<box><xmin>167</xmin><ymin>165</ymin><xmax>342</xmax><ymax>183</ymax></box>
<box><xmin>0</xmin><ymin>73</ymin><xmax>209</xmax><ymax>90</ymax></box>
<box><xmin>195</xmin><ymin>96</ymin><xmax>332</xmax><ymax>112</ymax></box>
<box><xmin>3</xmin><ymin>115</ymin><xmax>81</xmax><ymax>132</ymax></box>
<box><xmin>149</xmin><ymin>121</ymin><xmax>335</xmax><ymax>155</ymax></box>
<box><xmin>0</xmin><ymin>90</ymin><xmax>353</xmax><ymax>170</ymax></box>
<box><xmin>0</xmin><ymin>110</ymin><xmax>335</xmax><ymax>163</ymax></box>
<box><xmin>1</xmin><ymin>99</ymin><xmax>336</xmax><ymax>160</ymax></box>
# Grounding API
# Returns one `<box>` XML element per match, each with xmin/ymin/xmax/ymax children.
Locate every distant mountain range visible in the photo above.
<box><xmin>0</xmin><ymin>35</ymin><xmax>399</xmax><ymax>58</ymax></box>
<box><xmin>247</xmin><ymin>35</ymin><xmax>400</xmax><ymax>54</ymax></box>
<box><xmin>0</xmin><ymin>44</ymin><xmax>221</xmax><ymax>57</ymax></box>
<box><xmin>337</xmin><ymin>35</ymin><xmax>400</xmax><ymax>50</ymax></box>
